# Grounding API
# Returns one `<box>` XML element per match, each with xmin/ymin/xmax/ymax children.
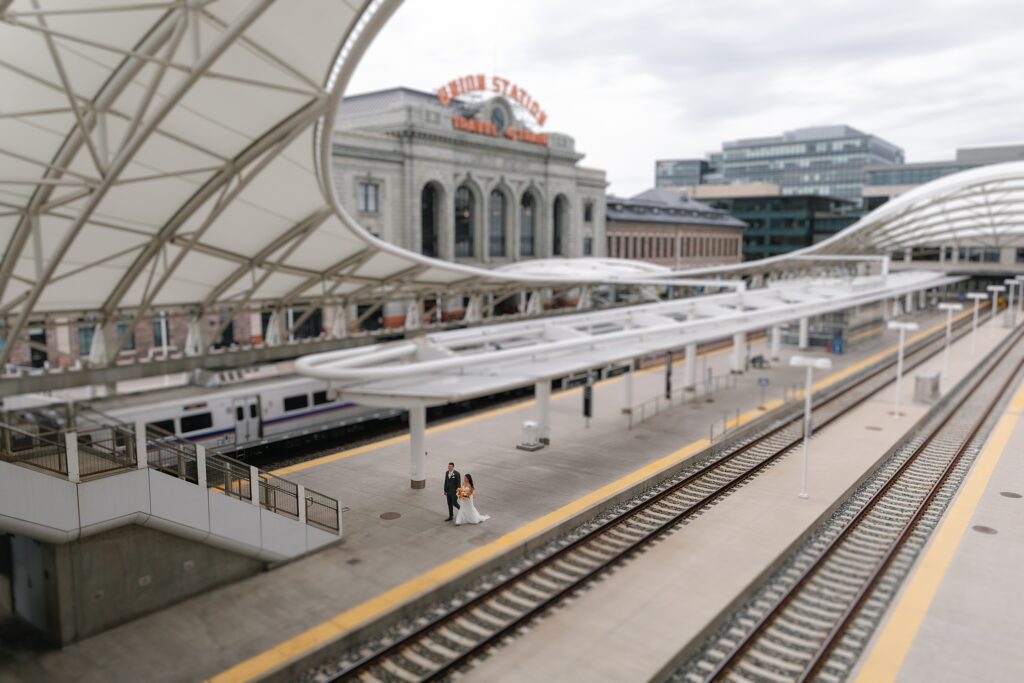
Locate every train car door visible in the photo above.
<box><xmin>232</xmin><ymin>397</ymin><xmax>260</xmax><ymax>444</ymax></box>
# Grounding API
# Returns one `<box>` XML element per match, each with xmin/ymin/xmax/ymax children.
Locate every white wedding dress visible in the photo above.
<box><xmin>454</xmin><ymin>493</ymin><xmax>490</xmax><ymax>525</ymax></box>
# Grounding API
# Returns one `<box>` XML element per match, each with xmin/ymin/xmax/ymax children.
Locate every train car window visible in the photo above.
<box><xmin>249</xmin><ymin>404</ymin><xmax>258</xmax><ymax>419</ymax></box>
<box><xmin>283</xmin><ymin>394</ymin><xmax>309</xmax><ymax>412</ymax></box>
<box><xmin>180</xmin><ymin>413</ymin><xmax>213</xmax><ymax>433</ymax></box>
<box><xmin>236</xmin><ymin>407</ymin><xmax>244</xmax><ymax>421</ymax></box>
<box><xmin>313</xmin><ymin>390</ymin><xmax>331</xmax><ymax>405</ymax></box>
<box><xmin>147</xmin><ymin>419</ymin><xmax>175</xmax><ymax>435</ymax></box>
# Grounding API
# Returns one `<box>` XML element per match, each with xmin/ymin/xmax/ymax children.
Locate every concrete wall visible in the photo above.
<box><xmin>8</xmin><ymin>526</ymin><xmax>261</xmax><ymax>645</ymax></box>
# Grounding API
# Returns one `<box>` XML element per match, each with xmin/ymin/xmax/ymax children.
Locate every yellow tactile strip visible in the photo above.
<box><xmin>853</xmin><ymin>379</ymin><xmax>1024</xmax><ymax>683</ymax></box>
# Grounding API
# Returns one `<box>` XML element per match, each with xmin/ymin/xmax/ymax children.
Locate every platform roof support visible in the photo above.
<box><xmin>409</xmin><ymin>405</ymin><xmax>426</xmax><ymax>490</ymax></box>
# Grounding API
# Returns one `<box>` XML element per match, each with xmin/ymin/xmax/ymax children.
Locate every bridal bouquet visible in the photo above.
<box><xmin>456</xmin><ymin>485</ymin><xmax>472</xmax><ymax>500</ymax></box>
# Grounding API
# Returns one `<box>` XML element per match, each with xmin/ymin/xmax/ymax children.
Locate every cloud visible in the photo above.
<box><xmin>348</xmin><ymin>0</ymin><xmax>1024</xmax><ymax>195</ymax></box>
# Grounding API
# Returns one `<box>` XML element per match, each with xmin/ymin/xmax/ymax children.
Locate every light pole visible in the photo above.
<box><xmin>789</xmin><ymin>355</ymin><xmax>833</xmax><ymax>500</ymax></box>
<box><xmin>966</xmin><ymin>292</ymin><xmax>987</xmax><ymax>353</ymax></box>
<box><xmin>887</xmin><ymin>321</ymin><xmax>919</xmax><ymax>419</ymax></box>
<box><xmin>1017</xmin><ymin>276</ymin><xmax>1024</xmax><ymax>317</ymax></box>
<box><xmin>1005</xmin><ymin>278</ymin><xmax>1018</xmax><ymax>328</ymax></box>
<box><xmin>987</xmin><ymin>285</ymin><xmax>1005</xmax><ymax>326</ymax></box>
<box><xmin>937</xmin><ymin>303</ymin><xmax>963</xmax><ymax>376</ymax></box>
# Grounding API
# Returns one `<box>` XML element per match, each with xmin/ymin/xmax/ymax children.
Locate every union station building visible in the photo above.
<box><xmin>330</xmin><ymin>84</ymin><xmax>607</xmax><ymax>266</ymax></box>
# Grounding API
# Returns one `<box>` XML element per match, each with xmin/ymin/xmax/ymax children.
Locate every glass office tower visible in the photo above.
<box><xmin>717</xmin><ymin>125</ymin><xmax>903</xmax><ymax>204</ymax></box>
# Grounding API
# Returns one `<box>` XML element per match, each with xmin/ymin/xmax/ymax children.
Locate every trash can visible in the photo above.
<box><xmin>914</xmin><ymin>371</ymin><xmax>940</xmax><ymax>404</ymax></box>
<box><xmin>517</xmin><ymin>420</ymin><xmax>544</xmax><ymax>451</ymax></box>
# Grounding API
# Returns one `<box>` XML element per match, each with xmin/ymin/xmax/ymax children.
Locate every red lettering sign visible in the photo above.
<box><xmin>450</xmin><ymin>116</ymin><xmax>548</xmax><ymax>146</ymax></box>
<box><xmin>436</xmin><ymin>73</ymin><xmax>547</xmax><ymax>128</ymax></box>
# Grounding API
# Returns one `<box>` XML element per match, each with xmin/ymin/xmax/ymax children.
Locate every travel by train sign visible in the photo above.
<box><xmin>438</xmin><ymin>74</ymin><xmax>550</xmax><ymax>146</ymax></box>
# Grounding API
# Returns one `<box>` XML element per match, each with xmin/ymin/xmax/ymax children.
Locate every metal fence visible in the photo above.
<box><xmin>146</xmin><ymin>431</ymin><xmax>200</xmax><ymax>484</ymax></box>
<box><xmin>76</xmin><ymin>426</ymin><xmax>138</xmax><ymax>476</ymax></box>
<box><xmin>206</xmin><ymin>452</ymin><xmax>252</xmax><ymax>501</ymax></box>
<box><xmin>305</xmin><ymin>487</ymin><xmax>340</xmax><ymax>532</ymax></box>
<box><xmin>259</xmin><ymin>471</ymin><xmax>299</xmax><ymax>519</ymax></box>
<box><xmin>0</xmin><ymin>422</ymin><xmax>67</xmax><ymax>475</ymax></box>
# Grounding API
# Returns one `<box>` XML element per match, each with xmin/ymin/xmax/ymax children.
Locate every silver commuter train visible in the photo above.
<box><xmin>93</xmin><ymin>375</ymin><xmax>399</xmax><ymax>453</ymax></box>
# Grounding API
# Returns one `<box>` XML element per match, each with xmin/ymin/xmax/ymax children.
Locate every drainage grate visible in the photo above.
<box><xmin>346</xmin><ymin>558</ymin><xmax>362</xmax><ymax>566</ymax></box>
<box><xmin>865</xmin><ymin>425</ymin><xmax>883</xmax><ymax>431</ymax></box>
<box><xmin>379</xmin><ymin>512</ymin><xmax>401</xmax><ymax>520</ymax></box>
<box><xmin>972</xmin><ymin>525</ymin><xmax>998</xmax><ymax>535</ymax></box>
<box><xmin>999</xmin><ymin>491</ymin><xmax>1022</xmax><ymax>499</ymax></box>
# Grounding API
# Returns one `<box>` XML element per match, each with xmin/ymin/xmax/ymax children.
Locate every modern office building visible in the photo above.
<box><xmin>863</xmin><ymin>143</ymin><xmax>1024</xmax><ymax>209</ymax></box>
<box><xmin>605</xmin><ymin>189</ymin><xmax>746</xmax><ymax>268</ymax></box>
<box><xmin>658</xmin><ymin>125</ymin><xmax>903</xmax><ymax>206</ymax></box>
<box><xmin>689</xmin><ymin>184</ymin><xmax>856</xmax><ymax>261</ymax></box>
<box><xmin>331</xmin><ymin>87</ymin><xmax>607</xmax><ymax>267</ymax></box>
<box><xmin>655</xmin><ymin>159</ymin><xmax>710</xmax><ymax>188</ymax></box>
<box><xmin>716</xmin><ymin>125</ymin><xmax>903</xmax><ymax>204</ymax></box>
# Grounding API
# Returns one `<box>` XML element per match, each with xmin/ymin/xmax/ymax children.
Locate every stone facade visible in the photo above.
<box><xmin>330</xmin><ymin>88</ymin><xmax>607</xmax><ymax>266</ymax></box>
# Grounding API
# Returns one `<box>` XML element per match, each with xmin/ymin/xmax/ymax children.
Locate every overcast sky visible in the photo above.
<box><xmin>348</xmin><ymin>0</ymin><xmax>1024</xmax><ymax>196</ymax></box>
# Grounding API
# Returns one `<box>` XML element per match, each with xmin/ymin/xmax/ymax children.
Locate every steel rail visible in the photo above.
<box><xmin>707</xmin><ymin>321</ymin><xmax>1024</xmax><ymax>682</ymax></box>
<box><xmin>326</xmin><ymin>314</ymin><xmax>978</xmax><ymax>683</ymax></box>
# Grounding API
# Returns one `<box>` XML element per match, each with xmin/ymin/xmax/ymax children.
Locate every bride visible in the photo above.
<box><xmin>454</xmin><ymin>474</ymin><xmax>490</xmax><ymax>525</ymax></box>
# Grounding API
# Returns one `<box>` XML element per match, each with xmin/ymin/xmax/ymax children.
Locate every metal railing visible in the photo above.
<box><xmin>627</xmin><ymin>372</ymin><xmax>739</xmax><ymax>430</ymax></box>
<box><xmin>206</xmin><ymin>452</ymin><xmax>252</xmax><ymax>501</ymax></box>
<box><xmin>146</xmin><ymin>429</ymin><xmax>200</xmax><ymax>484</ymax></box>
<box><xmin>305</xmin><ymin>487</ymin><xmax>340</xmax><ymax>532</ymax></box>
<box><xmin>75</xmin><ymin>425</ymin><xmax>138</xmax><ymax>476</ymax></box>
<box><xmin>259</xmin><ymin>471</ymin><xmax>299</xmax><ymax>518</ymax></box>
<box><xmin>0</xmin><ymin>421</ymin><xmax>67</xmax><ymax>475</ymax></box>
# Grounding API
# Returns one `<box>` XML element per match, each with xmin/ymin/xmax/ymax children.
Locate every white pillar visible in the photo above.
<box><xmin>249</xmin><ymin>466</ymin><xmax>260</xmax><ymax>506</ymax></box>
<box><xmin>684</xmin><ymin>342</ymin><xmax>697</xmax><ymax>389</ymax></box>
<box><xmin>134</xmin><ymin>420</ymin><xmax>148</xmax><ymax>470</ymax></box>
<box><xmin>409</xmin><ymin>405</ymin><xmax>426</xmax><ymax>489</ymax></box>
<box><xmin>918</xmin><ymin>288</ymin><xmax>926</xmax><ymax>309</ymax></box>
<box><xmin>770</xmin><ymin>325</ymin><xmax>781</xmax><ymax>361</ymax></box>
<box><xmin>297</xmin><ymin>484</ymin><xmax>307</xmax><ymax>524</ymax></box>
<box><xmin>731</xmin><ymin>332</ymin><xmax>745</xmax><ymax>373</ymax></box>
<box><xmin>905</xmin><ymin>292</ymin><xmax>914</xmax><ymax>313</ymax></box>
<box><xmin>622</xmin><ymin>362</ymin><xmax>634</xmax><ymax>414</ymax></box>
<box><xmin>536</xmin><ymin>380</ymin><xmax>551</xmax><ymax>444</ymax></box>
<box><xmin>64</xmin><ymin>431</ymin><xmax>80</xmax><ymax>483</ymax></box>
<box><xmin>799</xmin><ymin>365</ymin><xmax>812</xmax><ymax>499</ymax></box>
<box><xmin>882</xmin><ymin>299</ymin><xmax>891</xmax><ymax>322</ymax></box>
<box><xmin>195</xmin><ymin>444</ymin><xmax>207</xmax><ymax>489</ymax></box>
<box><xmin>798</xmin><ymin>318</ymin><xmax>809</xmax><ymax>350</ymax></box>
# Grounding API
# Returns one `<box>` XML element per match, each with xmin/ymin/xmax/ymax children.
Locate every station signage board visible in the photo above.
<box><xmin>438</xmin><ymin>73</ymin><xmax>550</xmax><ymax>147</ymax></box>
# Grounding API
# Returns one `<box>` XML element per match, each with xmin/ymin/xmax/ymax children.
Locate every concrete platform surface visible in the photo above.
<box><xmin>465</xmin><ymin>313</ymin><xmax>1012</xmax><ymax>683</ymax></box>
<box><xmin>854</xmin><ymin>356</ymin><xmax>1024</xmax><ymax>683</ymax></box>
<box><xmin>0</xmin><ymin>308</ymin><xmax>979</xmax><ymax>683</ymax></box>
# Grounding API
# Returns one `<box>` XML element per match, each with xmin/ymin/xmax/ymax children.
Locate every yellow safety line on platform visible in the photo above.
<box><xmin>852</xmin><ymin>378</ymin><xmax>1024</xmax><ymax>683</ymax></box>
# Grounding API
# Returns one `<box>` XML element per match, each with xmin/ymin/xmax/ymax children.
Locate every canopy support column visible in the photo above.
<box><xmin>409</xmin><ymin>405</ymin><xmax>426</xmax><ymax>489</ymax></box>
<box><xmin>798</xmin><ymin>317</ymin><xmax>809</xmax><ymax>350</ymax></box>
<box><xmin>622</xmin><ymin>362</ymin><xmax>634</xmax><ymax>414</ymax></box>
<box><xmin>536</xmin><ymin>380</ymin><xmax>551</xmax><ymax>445</ymax></box>
<box><xmin>731</xmin><ymin>332</ymin><xmax>745</xmax><ymax>374</ymax></box>
<box><xmin>770</xmin><ymin>325</ymin><xmax>782</xmax><ymax>361</ymax></box>
<box><xmin>684</xmin><ymin>342</ymin><xmax>697</xmax><ymax>390</ymax></box>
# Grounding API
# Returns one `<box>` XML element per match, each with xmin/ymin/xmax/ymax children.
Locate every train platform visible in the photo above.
<box><xmin>853</xmin><ymin>355</ymin><xmax>1024</xmax><ymax>683</ymax></box>
<box><xmin>0</xmin><ymin>308</ymin><xmax>979</xmax><ymax>683</ymax></box>
<box><xmin>465</xmin><ymin>312</ymin><xmax>1014</xmax><ymax>683</ymax></box>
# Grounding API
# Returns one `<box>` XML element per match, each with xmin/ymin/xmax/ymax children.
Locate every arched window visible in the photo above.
<box><xmin>421</xmin><ymin>184</ymin><xmax>438</xmax><ymax>257</ymax></box>
<box><xmin>552</xmin><ymin>195</ymin><xmax>567</xmax><ymax>256</ymax></box>
<box><xmin>454</xmin><ymin>186</ymin><xmax>474</xmax><ymax>258</ymax></box>
<box><xmin>488</xmin><ymin>190</ymin><xmax>506</xmax><ymax>257</ymax></box>
<box><xmin>520</xmin><ymin>193</ymin><xmax>536</xmax><ymax>257</ymax></box>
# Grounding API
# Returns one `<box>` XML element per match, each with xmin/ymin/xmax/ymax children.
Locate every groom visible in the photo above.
<box><xmin>443</xmin><ymin>461</ymin><xmax>461</xmax><ymax>521</ymax></box>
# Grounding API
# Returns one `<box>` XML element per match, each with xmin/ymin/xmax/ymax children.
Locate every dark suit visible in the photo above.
<box><xmin>443</xmin><ymin>469</ymin><xmax>461</xmax><ymax>519</ymax></box>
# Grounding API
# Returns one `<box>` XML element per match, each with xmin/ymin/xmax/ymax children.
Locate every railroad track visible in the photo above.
<box><xmin>318</xmin><ymin>315</ymin><xmax>980</xmax><ymax>683</ymax></box>
<box><xmin>675</xmin><ymin>323</ymin><xmax>1024</xmax><ymax>683</ymax></box>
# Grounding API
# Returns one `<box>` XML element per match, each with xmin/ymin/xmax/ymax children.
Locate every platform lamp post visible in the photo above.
<box><xmin>966</xmin><ymin>292</ymin><xmax>987</xmax><ymax>354</ymax></box>
<box><xmin>1005</xmin><ymin>279</ymin><xmax>1019</xmax><ymax>328</ymax></box>
<box><xmin>1017</xmin><ymin>275</ymin><xmax>1024</xmax><ymax>317</ymax></box>
<box><xmin>937</xmin><ymin>303</ymin><xmax>963</xmax><ymax>376</ymax></box>
<box><xmin>987</xmin><ymin>285</ymin><xmax>1005</xmax><ymax>326</ymax></box>
<box><xmin>789</xmin><ymin>355</ymin><xmax>833</xmax><ymax>500</ymax></box>
<box><xmin>887</xmin><ymin>321</ymin><xmax>919</xmax><ymax>420</ymax></box>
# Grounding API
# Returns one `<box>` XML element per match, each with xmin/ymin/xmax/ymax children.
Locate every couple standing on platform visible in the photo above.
<box><xmin>443</xmin><ymin>462</ymin><xmax>490</xmax><ymax>525</ymax></box>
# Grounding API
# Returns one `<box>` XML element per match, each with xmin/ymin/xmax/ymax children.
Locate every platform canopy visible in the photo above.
<box><xmin>296</xmin><ymin>270</ymin><xmax>960</xmax><ymax>406</ymax></box>
<box><xmin>0</xmin><ymin>0</ymin><xmax>694</xmax><ymax>366</ymax></box>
